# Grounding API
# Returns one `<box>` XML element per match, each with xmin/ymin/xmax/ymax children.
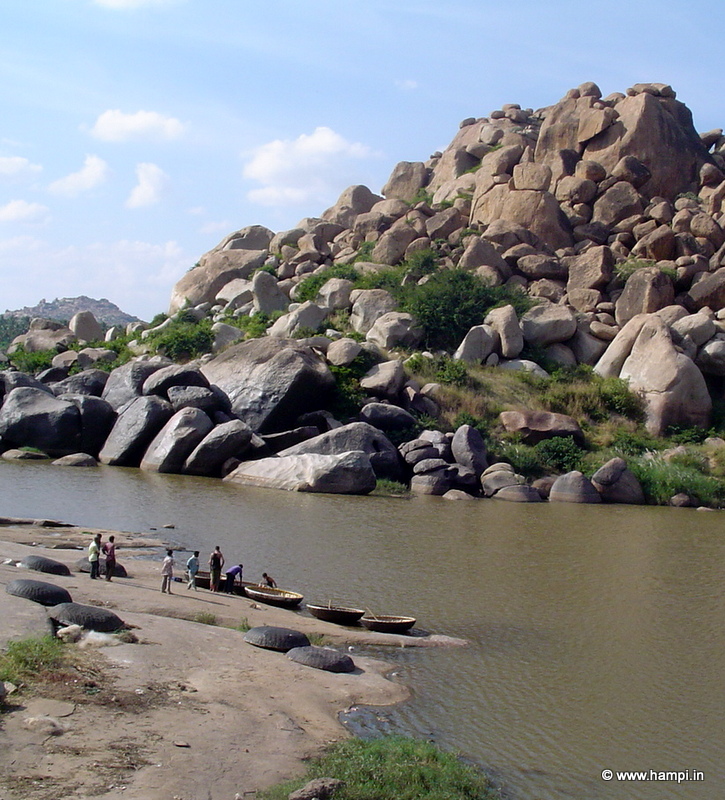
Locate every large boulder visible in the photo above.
<box><xmin>484</xmin><ymin>305</ymin><xmax>524</xmax><ymax>358</ymax></box>
<box><xmin>322</xmin><ymin>184</ymin><xmax>382</xmax><ymax>227</ymax></box>
<box><xmin>381</xmin><ymin>161</ymin><xmax>429</xmax><ymax>203</ymax></box>
<box><xmin>142</xmin><ymin>365</ymin><xmax>210</xmax><ymax>399</ymax></box>
<box><xmin>252</xmin><ymin>269</ymin><xmax>289</xmax><ymax>314</ymax></box>
<box><xmin>101</xmin><ymin>360</ymin><xmax>167</xmax><ymax>410</ymax></box>
<box><xmin>98</xmin><ymin>395</ymin><xmax>174</xmax><ymax>466</ymax></box>
<box><xmin>591</xmin><ymin>457</ymin><xmax>646</xmax><ymax>504</ymax></box>
<box><xmin>267</xmin><ymin>302</ymin><xmax>328</xmax><ymax>338</ymax></box>
<box><xmin>140</xmin><ymin>407</ymin><xmax>214</xmax><ymax>473</ymax></box>
<box><xmin>358</xmin><ymin>402</ymin><xmax>417</xmax><ymax>431</ymax></box>
<box><xmin>0</xmin><ymin>387</ymin><xmax>82</xmax><ymax>455</ymax></box>
<box><xmin>366</xmin><ymin>313</ymin><xmax>423</xmax><ymax>350</ymax></box>
<box><xmin>583</xmin><ymin>89</ymin><xmax>712</xmax><ymax>200</ymax></box>
<box><xmin>200</xmin><ymin>338</ymin><xmax>335</xmax><ymax>433</ymax></box>
<box><xmin>548</xmin><ymin>471</ymin><xmax>602</xmax><ymax>503</ymax></box>
<box><xmin>453</xmin><ymin>325</ymin><xmax>498</xmax><ymax>364</ymax></box>
<box><xmin>69</xmin><ymin>311</ymin><xmax>103</xmax><ymax>343</ymax></box>
<box><xmin>350</xmin><ymin>289</ymin><xmax>397</xmax><ymax>334</ymax></box>
<box><xmin>520</xmin><ymin>301</ymin><xmax>578</xmax><ymax>346</ymax></box>
<box><xmin>51</xmin><ymin>369</ymin><xmax>108</xmax><ymax>397</ymax></box>
<box><xmin>224</xmin><ymin>450</ymin><xmax>376</xmax><ymax>494</ymax></box>
<box><xmin>615</xmin><ymin>267</ymin><xmax>675</xmax><ymax>327</ymax></box>
<box><xmin>619</xmin><ymin>315</ymin><xmax>711</xmax><ymax>434</ymax></box>
<box><xmin>359</xmin><ymin>360</ymin><xmax>406</xmax><ymax>400</ymax></box>
<box><xmin>169</xmin><ymin>249</ymin><xmax>267</xmax><ymax>314</ymax></box>
<box><xmin>277</xmin><ymin>421</ymin><xmax>402</xmax><ymax>481</ymax></box>
<box><xmin>451</xmin><ymin>424</ymin><xmax>488</xmax><ymax>476</ymax></box>
<box><xmin>183</xmin><ymin>419</ymin><xmax>254</xmax><ymax>476</ymax></box>
<box><xmin>499</xmin><ymin>410</ymin><xmax>584</xmax><ymax>445</ymax></box>
<box><xmin>58</xmin><ymin>394</ymin><xmax>117</xmax><ymax>457</ymax></box>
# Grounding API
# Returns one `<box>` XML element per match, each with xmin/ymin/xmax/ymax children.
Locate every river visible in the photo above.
<box><xmin>2</xmin><ymin>459</ymin><xmax>723</xmax><ymax>800</ymax></box>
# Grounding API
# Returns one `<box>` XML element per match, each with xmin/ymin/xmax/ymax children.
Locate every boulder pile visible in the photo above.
<box><xmin>3</xmin><ymin>81</ymin><xmax>725</xmax><ymax>504</ymax></box>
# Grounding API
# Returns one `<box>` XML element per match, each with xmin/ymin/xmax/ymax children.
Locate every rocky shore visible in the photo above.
<box><xmin>0</xmin><ymin>521</ymin><xmax>470</xmax><ymax>800</ymax></box>
<box><xmin>3</xmin><ymin>80</ymin><xmax>725</xmax><ymax>507</ymax></box>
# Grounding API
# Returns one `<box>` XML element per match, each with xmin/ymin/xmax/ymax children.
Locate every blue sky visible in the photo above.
<box><xmin>1</xmin><ymin>0</ymin><xmax>723</xmax><ymax>321</ymax></box>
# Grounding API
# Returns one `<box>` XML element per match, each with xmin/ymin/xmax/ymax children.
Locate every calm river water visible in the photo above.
<box><xmin>2</xmin><ymin>459</ymin><xmax>724</xmax><ymax>800</ymax></box>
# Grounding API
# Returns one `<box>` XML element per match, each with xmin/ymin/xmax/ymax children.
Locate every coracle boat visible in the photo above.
<box><xmin>360</xmin><ymin>614</ymin><xmax>416</xmax><ymax>634</ymax></box>
<box><xmin>244</xmin><ymin>583</ymin><xmax>304</xmax><ymax>608</ymax></box>
<box><xmin>307</xmin><ymin>602</ymin><xmax>366</xmax><ymax>625</ymax></box>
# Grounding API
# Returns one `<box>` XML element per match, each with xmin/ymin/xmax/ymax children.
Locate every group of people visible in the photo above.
<box><xmin>164</xmin><ymin>544</ymin><xmax>277</xmax><ymax>595</ymax></box>
<box><xmin>87</xmin><ymin>533</ymin><xmax>117</xmax><ymax>581</ymax></box>
<box><xmin>88</xmin><ymin>534</ymin><xmax>277</xmax><ymax>595</ymax></box>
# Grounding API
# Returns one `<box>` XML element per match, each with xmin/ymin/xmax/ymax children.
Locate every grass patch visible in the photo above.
<box><xmin>192</xmin><ymin>612</ymin><xmax>218</xmax><ymax>626</ymax></box>
<box><xmin>628</xmin><ymin>455</ymin><xmax>725</xmax><ymax>507</ymax></box>
<box><xmin>307</xmin><ymin>633</ymin><xmax>329</xmax><ymax>646</ymax></box>
<box><xmin>259</xmin><ymin>735</ymin><xmax>498</xmax><ymax>800</ymax></box>
<box><xmin>234</xmin><ymin>617</ymin><xmax>251</xmax><ymax>632</ymax></box>
<box><xmin>0</xmin><ymin>635</ymin><xmax>67</xmax><ymax>686</ymax></box>
<box><xmin>371</xmin><ymin>478</ymin><xmax>411</xmax><ymax>497</ymax></box>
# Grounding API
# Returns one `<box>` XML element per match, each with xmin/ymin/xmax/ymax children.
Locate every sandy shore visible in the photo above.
<box><xmin>0</xmin><ymin>522</ymin><xmax>465</xmax><ymax>800</ymax></box>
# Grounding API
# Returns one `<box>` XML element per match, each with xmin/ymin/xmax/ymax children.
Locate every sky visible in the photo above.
<box><xmin>2</xmin><ymin>0</ymin><xmax>724</xmax><ymax>321</ymax></box>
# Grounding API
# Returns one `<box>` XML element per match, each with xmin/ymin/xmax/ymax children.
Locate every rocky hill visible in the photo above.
<box><xmin>4</xmin><ymin>80</ymin><xmax>725</xmax><ymax>508</ymax></box>
<box><xmin>3</xmin><ymin>296</ymin><xmax>141</xmax><ymax>327</ymax></box>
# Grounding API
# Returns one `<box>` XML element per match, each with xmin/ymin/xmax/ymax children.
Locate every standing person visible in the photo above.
<box><xmin>161</xmin><ymin>549</ymin><xmax>175</xmax><ymax>594</ymax></box>
<box><xmin>209</xmin><ymin>546</ymin><xmax>224</xmax><ymax>593</ymax></box>
<box><xmin>88</xmin><ymin>533</ymin><xmax>102</xmax><ymax>580</ymax></box>
<box><xmin>186</xmin><ymin>551</ymin><xmax>200</xmax><ymax>591</ymax></box>
<box><xmin>224</xmin><ymin>564</ymin><xmax>243</xmax><ymax>594</ymax></box>
<box><xmin>102</xmin><ymin>535</ymin><xmax>116</xmax><ymax>582</ymax></box>
<box><xmin>262</xmin><ymin>572</ymin><xmax>277</xmax><ymax>588</ymax></box>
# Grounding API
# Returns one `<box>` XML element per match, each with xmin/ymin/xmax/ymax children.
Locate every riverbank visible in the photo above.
<box><xmin>0</xmin><ymin>522</ymin><xmax>463</xmax><ymax>800</ymax></box>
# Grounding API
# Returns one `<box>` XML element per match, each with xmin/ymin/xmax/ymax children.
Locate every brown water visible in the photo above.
<box><xmin>2</xmin><ymin>460</ymin><xmax>724</xmax><ymax>799</ymax></box>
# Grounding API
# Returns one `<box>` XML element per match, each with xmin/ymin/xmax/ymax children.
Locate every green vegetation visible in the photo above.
<box><xmin>192</xmin><ymin>612</ymin><xmax>218</xmax><ymax>626</ymax></box>
<box><xmin>6</xmin><ymin>345</ymin><xmax>56</xmax><ymax>374</ymax></box>
<box><xmin>259</xmin><ymin>736</ymin><xmax>498</xmax><ymax>800</ymax></box>
<box><xmin>328</xmin><ymin>352</ymin><xmax>377</xmax><ymax>420</ymax></box>
<box><xmin>615</xmin><ymin>257</ymin><xmax>677</xmax><ymax>282</ymax></box>
<box><xmin>0</xmin><ymin>315</ymin><xmax>30</xmax><ymax>350</ymax></box>
<box><xmin>628</xmin><ymin>455</ymin><xmax>725</xmax><ymax>507</ymax></box>
<box><xmin>294</xmin><ymin>263</ymin><xmax>360</xmax><ymax>303</ymax></box>
<box><xmin>234</xmin><ymin>617</ymin><xmax>252</xmax><ymax>632</ymax></box>
<box><xmin>143</xmin><ymin>316</ymin><xmax>214</xmax><ymax>362</ymax></box>
<box><xmin>0</xmin><ymin>635</ymin><xmax>67</xmax><ymax>687</ymax></box>
<box><xmin>371</xmin><ymin>478</ymin><xmax>411</xmax><ymax>497</ymax></box>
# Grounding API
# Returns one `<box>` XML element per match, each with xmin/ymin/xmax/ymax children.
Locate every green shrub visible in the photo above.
<box><xmin>610</xmin><ymin>429</ymin><xmax>662</xmax><ymax>456</ymax></box>
<box><xmin>372</xmin><ymin>478</ymin><xmax>411</xmax><ymax>497</ymax></box>
<box><xmin>144</xmin><ymin>318</ymin><xmax>214</xmax><ymax>362</ymax></box>
<box><xmin>664</xmin><ymin>425</ymin><xmax>710</xmax><ymax>445</ymax></box>
<box><xmin>7</xmin><ymin>346</ymin><xmax>55</xmax><ymax>374</ymax></box>
<box><xmin>400</xmin><ymin>269</ymin><xmax>532</xmax><ymax>351</ymax></box>
<box><xmin>534</xmin><ymin>436</ymin><xmax>583</xmax><ymax>472</ymax></box>
<box><xmin>328</xmin><ymin>352</ymin><xmax>377</xmax><ymax>419</ymax></box>
<box><xmin>615</xmin><ymin>257</ymin><xmax>658</xmax><ymax>282</ymax></box>
<box><xmin>491</xmin><ymin>441</ymin><xmax>546</xmax><ymax>478</ymax></box>
<box><xmin>353</xmin><ymin>241</ymin><xmax>375</xmax><ymax>262</ymax></box>
<box><xmin>452</xmin><ymin>412</ymin><xmax>488</xmax><ymax>436</ymax></box>
<box><xmin>404</xmin><ymin>248</ymin><xmax>439</xmax><ymax>280</ymax></box>
<box><xmin>259</xmin><ymin>735</ymin><xmax>497</xmax><ymax>800</ymax></box>
<box><xmin>294</xmin><ymin>264</ymin><xmax>359</xmax><ymax>303</ymax></box>
<box><xmin>0</xmin><ymin>315</ymin><xmax>30</xmax><ymax>350</ymax></box>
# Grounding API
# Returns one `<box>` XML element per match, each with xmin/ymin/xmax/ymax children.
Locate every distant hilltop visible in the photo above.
<box><xmin>3</xmin><ymin>296</ymin><xmax>142</xmax><ymax>327</ymax></box>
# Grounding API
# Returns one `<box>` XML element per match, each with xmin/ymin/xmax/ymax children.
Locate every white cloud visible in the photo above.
<box><xmin>0</xmin><ymin>236</ymin><xmax>188</xmax><ymax>321</ymax></box>
<box><xmin>126</xmin><ymin>162</ymin><xmax>168</xmax><ymax>208</ymax></box>
<box><xmin>243</xmin><ymin>126</ymin><xmax>377</xmax><ymax>207</ymax></box>
<box><xmin>90</xmin><ymin>109</ymin><xmax>185</xmax><ymax>142</ymax></box>
<box><xmin>395</xmin><ymin>79</ymin><xmax>419</xmax><ymax>91</ymax></box>
<box><xmin>0</xmin><ymin>200</ymin><xmax>50</xmax><ymax>223</ymax></box>
<box><xmin>0</xmin><ymin>156</ymin><xmax>43</xmax><ymax>178</ymax></box>
<box><xmin>48</xmin><ymin>155</ymin><xmax>109</xmax><ymax>197</ymax></box>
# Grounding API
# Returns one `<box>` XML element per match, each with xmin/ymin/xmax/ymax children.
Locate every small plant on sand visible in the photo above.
<box><xmin>259</xmin><ymin>735</ymin><xmax>498</xmax><ymax>800</ymax></box>
<box><xmin>0</xmin><ymin>635</ymin><xmax>67</xmax><ymax>686</ymax></box>
<box><xmin>234</xmin><ymin>617</ymin><xmax>251</xmax><ymax>632</ymax></box>
<box><xmin>371</xmin><ymin>479</ymin><xmax>410</xmax><ymax>498</ymax></box>
<box><xmin>192</xmin><ymin>612</ymin><xmax>218</xmax><ymax>626</ymax></box>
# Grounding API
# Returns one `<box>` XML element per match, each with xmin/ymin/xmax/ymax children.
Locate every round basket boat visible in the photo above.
<box><xmin>244</xmin><ymin>584</ymin><xmax>304</xmax><ymax>608</ymax></box>
<box><xmin>307</xmin><ymin>603</ymin><xmax>365</xmax><ymax>625</ymax></box>
<box><xmin>360</xmin><ymin>614</ymin><xmax>416</xmax><ymax>634</ymax></box>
